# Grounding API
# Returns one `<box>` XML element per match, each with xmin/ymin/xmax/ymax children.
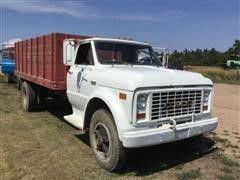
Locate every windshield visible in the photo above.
<box><xmin>95</xmin><ymin>41</ymin><xmax>161</xmax><ymax>66</ymax></box>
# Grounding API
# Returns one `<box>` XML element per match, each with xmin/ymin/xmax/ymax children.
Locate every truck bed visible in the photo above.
<box><xmin>15</xmin><ymin>33</ymin><xmax>91</xmax><ymax>90</ymax></box>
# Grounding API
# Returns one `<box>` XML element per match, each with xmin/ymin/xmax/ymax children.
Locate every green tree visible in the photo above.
<box><xmin>169</xmin><ymin>39</ymin><xmax>239</xmax><ymax>66</ymax></box>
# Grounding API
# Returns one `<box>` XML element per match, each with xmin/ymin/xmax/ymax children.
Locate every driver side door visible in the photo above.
<box><xmin>67</xmin><ymin>42</ymin><xmax>94</xmax><ymax>112</ymax></box>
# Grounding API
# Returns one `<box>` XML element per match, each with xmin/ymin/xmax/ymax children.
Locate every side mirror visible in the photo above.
<box><xmin>162</xmin><ymin>51</ymin><xmax>169</xmax><ymax>67</ymax></box>
<box><xmin>63</xmin><ymin>39</ymin><xmax>76</xmax><ymax>66</ymax></box>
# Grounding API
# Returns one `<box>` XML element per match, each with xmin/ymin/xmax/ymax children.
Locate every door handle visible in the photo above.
<box><xmin>68</xmin><ymin>71</ymin><xmax>73</xmax><ymax>75</ymax></box>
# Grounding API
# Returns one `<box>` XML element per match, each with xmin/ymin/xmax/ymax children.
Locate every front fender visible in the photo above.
<box><xmin>85</xmin><ymin>86</ymin><xmax>134</xmax><ymax>141</ymax></box>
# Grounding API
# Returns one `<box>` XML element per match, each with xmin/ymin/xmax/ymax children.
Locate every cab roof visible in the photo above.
<box><xmin>81</xmin><ymin>37</ymin><xmax>150</xmax><ymax>46</ymax></box>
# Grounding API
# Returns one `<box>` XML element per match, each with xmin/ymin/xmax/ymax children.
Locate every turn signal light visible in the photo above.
<box><xmin>119</xmin><ymin>93</ymin><xmax>127</xmax><ymax>100</ymax></box>
<box><xmin>203</xmin><ymin>105</ymin><xmax>208</xmax><ymax>111</ymax></box>
<box><xmin>137</xmin><ymin>113</ymin><xmax>146</xmax><ymax>120</ymax></box>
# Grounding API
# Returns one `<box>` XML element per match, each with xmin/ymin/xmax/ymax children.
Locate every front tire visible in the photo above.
<box><xmin>89</xmin><ymin>109</ymin><xmax>127</xmax><ymax>172</ymax></box>
<box><xmin>21</xmin><ymin>81</ymin><xmax>37</xmax><ymax>112</ymax></box>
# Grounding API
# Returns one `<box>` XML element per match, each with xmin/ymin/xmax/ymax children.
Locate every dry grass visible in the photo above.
<box><xmin>176</xmin><ymin>169</ymin><xmax>201</xmax><ymax>180</ymax></box>
<box><xmin>218</xmin><ymin>175</ymin><xmax>237</xmax><ymax>180</ymax></box>
<box><xmin>186</xmin><ymin>66</ymin><xmax>240</xmax><ymax>84</ymax></box>
<box><xmin>0</xmin><ymin>78</ymin><xmax>240</xmax><ymax>179</ymax></box>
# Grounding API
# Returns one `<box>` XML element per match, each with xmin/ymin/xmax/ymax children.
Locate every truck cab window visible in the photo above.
<box><xmin>75</xmin><ymin>43</ymin><xmax>94</xmax><ymax>65</ymax></box>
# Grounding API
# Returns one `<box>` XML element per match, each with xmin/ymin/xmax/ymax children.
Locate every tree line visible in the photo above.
<box><xmin>169</xmin><ymin>40</ymin><xmax>240</xmax><ymax>66</ymax></box>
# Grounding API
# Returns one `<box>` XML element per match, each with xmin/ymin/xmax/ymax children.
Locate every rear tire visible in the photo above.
<box><xmin>16</xmin><ymin>78</ymin><xmax>22</xmax><ymax>90</ymax></box>
<box><xmin>36</xmin><ymin>87</ymin><xmax>46</xmax><ymax>111</ymax></box>
<box><xmin>89</xmin><ymin>109</ymin><xmax>127</xmax><ymax>172</ymax></box>
<box><xmin>21</xmin><ymin>81</ymin><xmax>37</xmax><ymax>112</ymax></box>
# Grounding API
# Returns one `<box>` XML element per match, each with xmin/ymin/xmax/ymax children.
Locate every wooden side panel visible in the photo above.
<box><xmin>15</xmin><ymin>43</ymin><xmax>19</xmax><ymax>72</ymax></box>
<box><xmin>23</xmin><ymin>41</ymin><xmax>27</xmax><ymax>74</ymax></box>
<box><xmin>38</xmin><ymin>36</ymin><xmax>44</xmax><ymax>79</ymax></box>
<box><xmin>14</xmin><ymin>32</ymin><xmax>92</xmax><ymax>90</ymax></box>
<box><xmin>27</xmin><ymin>39</ymin><xmax>31</xmax><ymax>75</ymax></box>
<box><xmin>32</xmin><ymin>38</ymin><xmax>37</xmax><ymax>76</ymax></box>
<box><xmin>19</xmin><ymin>42</ymin><xmax>22</xmax><ymax>73</ymax></box>
<box><xmin>44</xmin><ymin>35</ymin><xmax>53</xmax><ymax>81</ymax></box>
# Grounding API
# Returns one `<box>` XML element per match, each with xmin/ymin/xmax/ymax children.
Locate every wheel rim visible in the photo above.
<box><xmin>22</xmin><ymin>87</ymin><xmax>27</xmax><ymax>108</ymax></box>
<box><xmin>93</xmin><ymin>123</ymin><xmax>112</xmax><ymax>160</ymax></box>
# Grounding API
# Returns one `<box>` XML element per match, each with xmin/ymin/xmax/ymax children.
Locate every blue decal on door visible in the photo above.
<box><xmin>77</xmin><ymin>68</ymin><xmax>84</xmax><ymax>92</ymax></box>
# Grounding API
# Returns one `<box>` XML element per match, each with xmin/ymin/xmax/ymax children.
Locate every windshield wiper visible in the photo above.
<box><xmin>100</xmin><ymin>60</ymin><xmax>130</xmax><ymax>65</ymax></box>
<box><xmin>112</xmin><ymin>60</ymin><xmax>130</xmax><ymax>65</ymax></box>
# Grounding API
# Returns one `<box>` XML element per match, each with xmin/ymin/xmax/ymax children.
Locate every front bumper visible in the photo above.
<box><xmin>122</xmin><ymin>117</ymin><xmax>218</xmax><ymax>148</ymax></box>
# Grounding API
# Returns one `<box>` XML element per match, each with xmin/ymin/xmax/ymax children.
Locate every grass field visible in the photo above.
<box><xmin>186</xmin><ymin>66</ymin><xmax>240</xmax><ymax>85</ymax></box>
<box><xmin>0</xmin><ymin>79</ymin><xmax>240</xmax><ymax>179</ymax></box>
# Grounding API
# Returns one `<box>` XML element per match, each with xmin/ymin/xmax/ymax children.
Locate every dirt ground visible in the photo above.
<box><xmin>212</xmin><ymin>84</ymin><xmax>240</xmax><ymax>158</ymax></box>
<box><xmin>213</xmin><ymin>84</ymin><xmax>240</xmax><ymax>139</ymax></box>
<box><xmin>0</xmin><ymin>81</ymin><xmax>239</xmax><ymax>179</ymax></box>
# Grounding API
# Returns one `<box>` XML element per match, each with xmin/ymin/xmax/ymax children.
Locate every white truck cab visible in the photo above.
<box><xmin>63</xmin><ymin>38</ymin><xmax>218</xmax><ymax>171</ymax></box>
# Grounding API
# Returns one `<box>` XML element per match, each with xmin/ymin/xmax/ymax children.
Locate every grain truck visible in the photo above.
<box><xmin>15</xmin><ymin>33</ymin><xmax>218</xmax><ymax>171</ymax></box>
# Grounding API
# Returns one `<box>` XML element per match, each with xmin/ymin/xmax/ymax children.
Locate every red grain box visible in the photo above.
<box><xmin>15</xmin><ymin>33</ymin><xmax>91</xmax><ymax>90</ymax></box>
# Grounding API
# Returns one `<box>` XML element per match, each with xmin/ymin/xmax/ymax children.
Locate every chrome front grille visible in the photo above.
<box><xmin>151</xmin><ymin>89</ymin><xmax>203</xmax><ymax>121</ymax></box>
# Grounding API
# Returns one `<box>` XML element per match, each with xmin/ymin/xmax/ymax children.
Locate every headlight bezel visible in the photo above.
<box><xmin>202</xmin><ymin>88</ymin><xmax>213</xmax><ymax>113</ymax></box>
<box><xmin>135</xmin><ymin>93</ymin><xmax>150</xmax><ymax>121</ymax></box>
<box><xmin>137</xmin><ymin>94</ymin><xmax>148</xmax><ymax>112</ymax></box>
<box><xmin>203</xmin><ymin>89</ymin><xmax>211</xmax><ymax>103</ymax></box>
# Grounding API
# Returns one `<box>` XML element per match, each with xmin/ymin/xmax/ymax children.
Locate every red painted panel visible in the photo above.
<box><xmin>27</xmin><ymin>40</ymin><xmax>31</xmax><ymax>75</ymax></box>
<box><xmin>32</xmin><ymin>38</ymin><xmax>37</xmax><ymax>76</ymax></box>
<box><xmin>15</xmin><ymin>32</ymin><xmax>92</xmax><ymax>90</ymax></box>
<box><xmin>22</xmin><ymin>41</ymin><xmax>27</xmax><ymax>74</ymax></box>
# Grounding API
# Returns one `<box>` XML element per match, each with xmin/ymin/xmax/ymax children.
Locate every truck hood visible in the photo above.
<box><xmin>91</xmin><ymin>66</ymin><xmax>212</xmax><ymax>91</ymax></box>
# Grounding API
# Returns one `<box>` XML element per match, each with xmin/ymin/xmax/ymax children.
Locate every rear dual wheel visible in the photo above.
<box><xmin>16</xmin><ymin>78</ymin><xmax>22</xmax><ymax>90</ymax></box>
<box><xmin>89</xmin><ymin>109</ymin><xmax>127</xmax><ymax>172</ymax></box>
<box><xmin>21</xmin><ymin>81</ymin><xmax>47</xmax><ymax>111</ymax></box>
<box><xmin>21</xmin><ymin>81</ymin><xmax>37</xmax><ymax>112</ymax></box>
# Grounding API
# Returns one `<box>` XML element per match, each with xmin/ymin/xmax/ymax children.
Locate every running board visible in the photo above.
<box><xmin>74</xmin><ymin>129</ymin><xmax>86</xmax><ymax>135</ymax></box>
<box><xmin>64</xmin><ymin>114</ymin><xmax>84</xmax><ymax>130</ymax></box>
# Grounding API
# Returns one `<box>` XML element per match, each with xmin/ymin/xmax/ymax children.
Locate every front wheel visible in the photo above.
<box><xmin>89</xmin><ymin>109</ymin><xmax>127</xmax><ymax>172</ymax></box>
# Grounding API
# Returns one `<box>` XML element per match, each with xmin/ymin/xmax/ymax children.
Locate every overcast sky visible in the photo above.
<box><xmin>1</xmin><ymin>0</ymin><xmax>239</xmax><ymax>51</ymax></box>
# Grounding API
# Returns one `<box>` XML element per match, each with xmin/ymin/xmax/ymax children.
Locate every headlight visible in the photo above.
<box><xmin>137</xmin><ymin>94</ymin><xmax>147</xmax><ymax>111</ymax></box>
<box><xmin>202</xmin><ymin>89</ymin><xmax>211</xmax><ymax>113</ymax></box>
<box><xmin>203</xmin><ymin>90</ymin><xmax>211</xmax><ymax>103</ymax></box>
<box><xmin>136</xmin><ymin>94</ymin><xmax>149</xmax><ymax>120</ymax></box>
